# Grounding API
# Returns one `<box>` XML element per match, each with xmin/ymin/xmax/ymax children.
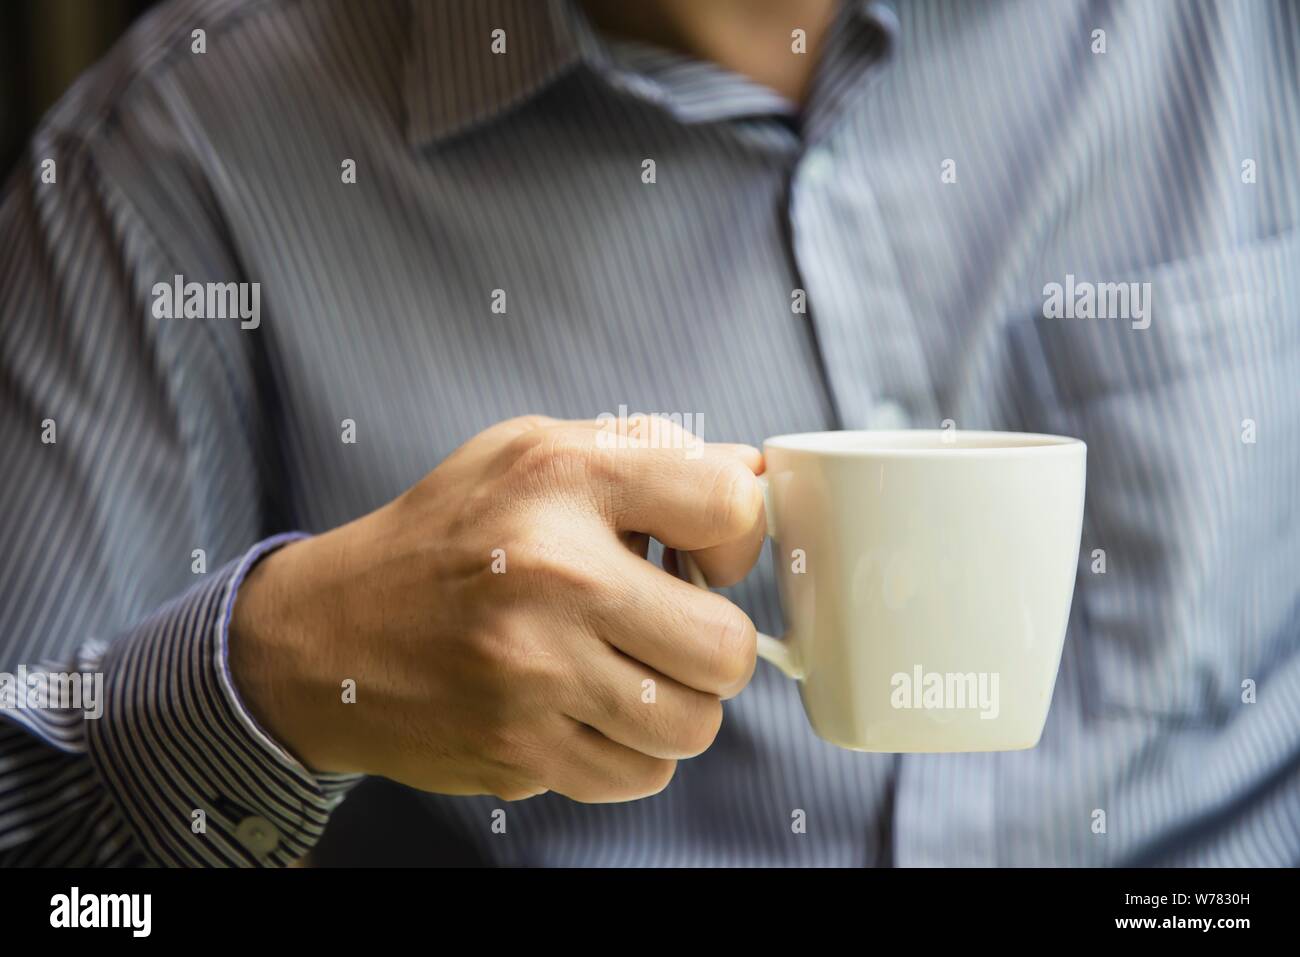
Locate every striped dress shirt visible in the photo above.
<box><xmin>1</xmin><ymin>0</ymin><xmax>1298</xmax><ymax>866</ymax></box>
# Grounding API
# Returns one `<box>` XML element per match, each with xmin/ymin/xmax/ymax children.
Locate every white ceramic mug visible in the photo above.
<box><xmin>684</xmin><ymin>429</ymin><xmax>1086</xmax><ymax>752</ymax></box>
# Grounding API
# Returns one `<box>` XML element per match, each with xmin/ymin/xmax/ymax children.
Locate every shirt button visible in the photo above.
<box><xmin>867</xmin><ymin>400</ymin><xmax>910</xmax><ymax>430</ymax></box>
<box><xmin>800</xmin><ymin>146</ymin><xmax>834</xmax><ymax>184</ymax></box>
<box><xmin>234</xmin><ymin>816</ymin><xmax>281</xmax><ymax>857</ymax></box>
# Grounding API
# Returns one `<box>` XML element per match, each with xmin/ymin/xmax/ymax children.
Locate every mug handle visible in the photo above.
<box><xmin>678</xmin><ymin>475</ymin><xmax>805</xmax><ymax>680</ymax></box>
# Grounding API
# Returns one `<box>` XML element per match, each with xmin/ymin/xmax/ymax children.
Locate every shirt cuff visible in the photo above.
<box><xmin>85</xmin><ymin>534</ymin><xmax>363</xmax><ymax>866</ymax></box>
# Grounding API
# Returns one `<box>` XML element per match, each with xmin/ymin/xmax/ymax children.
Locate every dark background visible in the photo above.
<box><xmin>1</xmin><ymin>0</ymin><xmax>157</xmax><ymax>180</ymax></box>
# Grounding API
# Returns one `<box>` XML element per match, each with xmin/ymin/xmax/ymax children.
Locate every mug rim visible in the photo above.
<box><xmin>764</xmin><ymin>429</ymin><xmax>1086</xmax><ymax>457</ymax></box>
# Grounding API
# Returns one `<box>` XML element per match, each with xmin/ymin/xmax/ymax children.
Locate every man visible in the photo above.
<box><xmin>1</xmin><ymin>0</ymin><xmax>1297</xmax><ymax>867</ymax></box>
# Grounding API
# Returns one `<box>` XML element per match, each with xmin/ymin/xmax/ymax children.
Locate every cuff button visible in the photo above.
<box><xmin>234</xmin><ymin>816</ymin><xmax>281</xmax><ymax>857</ymax></box>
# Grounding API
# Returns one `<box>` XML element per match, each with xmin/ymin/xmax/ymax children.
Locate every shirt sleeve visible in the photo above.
<box><xmin>1</xmin><ymin>535</ymin><xmax>361</xmax><ymax>867</ymax></box>
<box><xmin>0</xmin><ymin>72</ymin><xmax>359</xmax><ymax>866</ymax></box>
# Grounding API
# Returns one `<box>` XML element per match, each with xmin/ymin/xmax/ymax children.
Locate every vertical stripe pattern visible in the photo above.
<box><xmin>1</xmin><ymin>0</ymin><xmax>1298</xmax><ymax>866</ymax></box>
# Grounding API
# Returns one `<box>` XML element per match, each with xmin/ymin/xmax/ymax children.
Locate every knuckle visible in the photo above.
<box><xmin>543</xmin><ymin>430</ymin><xmax>596</xmax><ymax>472</ymax></box>
<box><xmin>600</xmin><ymin>757</ymin><xmax>677</xmax><ymax>802</ymax></box>
<box><xmin>503</xmin><ymin>425</ymin><xmax>547</xmax><ymax>461</ymax></box>
<box><xmin>636</xmin><ymin>758</ymin><xmax>679</xmax><ymax>797</ymax></box>
<box><xmin>511</xmin><ymin>440</ymin><xmax>551</xmax><ymax>480</ymax></box>
<box><xmin>504</xmin><ymin>414</ymin><xmax>557</xmax><ymax>433</ymax></box>
<box><xmin>479</xmin><ymin>723</ymin><xmax>560</xmax><ymax>796</ymax></box>
<box><xmin>492</xmin><ymin>416</ymin><xmax>553</xmax><ymax>449</ymax></box>
<box><xmin>701</xmin><ymin>555</ymin><xmax>751</xmax><ymax>589</ymax></box>
<box><xmin>480</xmin><ymin>758</ymin><xmax>548</xmax><ymax>802</ymax></box>
<box><xmin>512</xmin><ymin>429</ymin><xmax>595</xmax><ymax>487</ymax></box>
<box><xmin>474</xmin><ymin>719</ymin><xmax>530</xmax><ymax>772</ymax></box>
<box><xmin>508</xmin><ymin>537</ymin><xmax>561</xmax><ymax>579</ymax></box>
<box><xmin>590</xmin><ymin>673</ymin><xmax>636</xmax><ymax>727</ymax></box>
<box><xmin>511</xmin><ymin>536</ymin><xmax>599</xmax><ymax>595</ymax></box>
<box><xmin>704</xmin><ymin>459</ymin><xmax>763</xmax><ymax>539</ymax></box>
<box><xmin>488</xmin><ymin>779</ymin><xmax>549</xmax><ymax>802</ymax></box>
<box><xmin>705</xmin><ymin>602</ymin><xmax>757</xmax><ymax>693</ymax></box>
<box><xmin>474</xmin><ymin>617</ymin><xmax>564</xmax><ymax>695</ymax></box>
<box><xmin>673</xmin><ymin>695</ymin><xmax>724</xmax><ymax>757</ymax></box>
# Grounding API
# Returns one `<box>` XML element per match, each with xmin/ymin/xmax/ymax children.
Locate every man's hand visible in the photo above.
<box><xmin>229</xmin><ymin>415</ymin><xmax>766</xmax><ymax>802</ymax></box>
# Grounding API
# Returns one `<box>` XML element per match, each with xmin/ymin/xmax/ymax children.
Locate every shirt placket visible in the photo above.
<box><xmin>788</xmin><ymin>130</ymin><xmax>937</xmax><ymax>430</ymax></box>
<box><xmin>787</xmin><ymin>2</ymin><xmax>995</xmax><ymax>866</ymax></box>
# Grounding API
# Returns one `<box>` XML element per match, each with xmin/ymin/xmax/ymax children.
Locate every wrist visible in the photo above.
<box><xmin>229</xmin><ymin>535</ymin><xmax>360</xmax><ymax>775</ymax></box>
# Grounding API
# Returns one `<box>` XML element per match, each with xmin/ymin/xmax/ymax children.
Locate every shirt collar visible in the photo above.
<box><xmin>404</xmin><ymin>0</ymin><xmax>899</xmax><ymax>148</ymax></box>
<box><xmin>404</xmin><ymin>0</ymin><xmax>583</xmax><ymax>147</ymax></box>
